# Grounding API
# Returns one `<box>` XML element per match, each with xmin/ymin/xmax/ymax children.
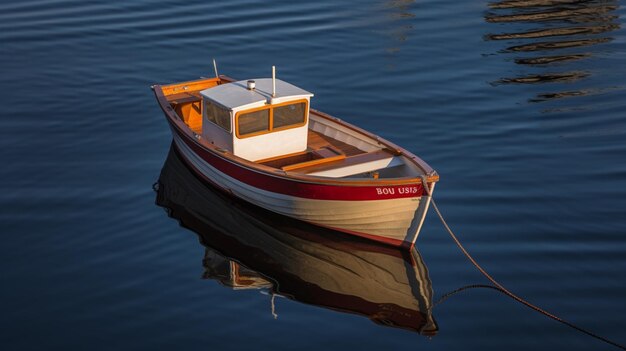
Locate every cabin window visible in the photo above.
<box><xmin>204</xmin><ymin>100</ymin><xmax>231</xmax><ymax>132</ymax></box>
<box><xmin>238</xmin><ymin>109</ymin><xmax>270</xmax><ymax>136</ymax></box>
<box><xmin>273</xmin><ymin>102</ymin><xmax>306</xmax><ymax>129</ymax></box>
<box><xmin>235</xmin><ymin>99</ymin><xmax>308</xmax><ymax>138</ymax></box>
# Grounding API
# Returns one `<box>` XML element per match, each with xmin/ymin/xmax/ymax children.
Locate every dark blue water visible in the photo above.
<box><xmin>1</xmin><ymin>0</ymin><xmax>625</xmax><ymax>350</ymax></box>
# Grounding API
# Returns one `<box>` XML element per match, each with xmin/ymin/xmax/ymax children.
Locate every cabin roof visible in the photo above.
<box><xmin>200</xmin><ymin>78</ymin><xmax>313</xmax><ymax>110</ymax></box>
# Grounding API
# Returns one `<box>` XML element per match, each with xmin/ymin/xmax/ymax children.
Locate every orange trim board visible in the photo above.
<box><xmin>281</xmin><ymin>153</ymin><xmax>346</xmax><ymax>172</ymax></box>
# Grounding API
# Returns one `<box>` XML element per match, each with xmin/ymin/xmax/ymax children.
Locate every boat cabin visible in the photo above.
<box><xmin>200</xmin><ymin>78</ymin><xmax>313</xmax><ymax>161</ymax></box>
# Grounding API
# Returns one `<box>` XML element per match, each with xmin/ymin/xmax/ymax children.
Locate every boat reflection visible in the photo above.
<box><xmin>382</xmin><ymin>0</ymin><xmax>416</xmax><ymax>54</ymax></box>
<box><xmin>485</xmin><ymin>0</ymin><xmax>620</xmax><ymax>101</ymax></box>
<box><xmin>155</xmin><ymin>144</ymin><xmax>438</xmax><ymax>335</ymax></box>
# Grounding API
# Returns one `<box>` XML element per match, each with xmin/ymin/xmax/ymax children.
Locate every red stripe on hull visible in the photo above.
<box><xmin>170</xmin><ymin>120</ymin><xmax>425</xmax><ymax>201</ymax></box>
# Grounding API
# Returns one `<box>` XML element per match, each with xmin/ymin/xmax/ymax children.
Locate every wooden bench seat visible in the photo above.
<box><xmin>281</xmin><ymin>147</ymin><xmax>346</xmax><ymax>172</ymax></box>
<box><xmin>290</xmin><ymin>150</ymin><xmax>402</xmax><ymax>177</ymax></box>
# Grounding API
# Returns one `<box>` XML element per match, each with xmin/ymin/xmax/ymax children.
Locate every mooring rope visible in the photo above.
<box><xmin>433</xmin><ymin>284</ymin><xmax>502</xmax><ymax>307</ymax></box>
<box><xmin>427</xmin><ymin>196</ymin><xmax>626</xmax><ymax>350</ymax></box>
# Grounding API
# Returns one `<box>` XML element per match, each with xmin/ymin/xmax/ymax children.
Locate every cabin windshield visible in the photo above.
<box><xmin>236</xmin><ymin>100</ymin><xmax>308</xmax><ymax>138</ymax></box>
<box><xmin>205</xmin><ymin>100</ymin><xmax>231</xmax><ymax>132</ymax></box>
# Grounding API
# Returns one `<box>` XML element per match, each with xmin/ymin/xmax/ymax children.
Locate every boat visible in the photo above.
<box><xmin>155</xmin><ymin>145</ymin><xmax>439</xmax><ymax>335</ymax></box>
<box><xmin>152</xmin><ymin>68</ymin><xmax>439</xmax><ymax>248</ymax></box>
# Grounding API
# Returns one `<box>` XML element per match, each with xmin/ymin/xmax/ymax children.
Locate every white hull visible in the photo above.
<box><xmin>173</xmin><ymin>130</ymin><xmax>433</xmax><ymax>246</ymax></box>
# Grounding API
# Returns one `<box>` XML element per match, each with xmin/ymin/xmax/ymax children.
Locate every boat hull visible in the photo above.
<box><xmin>170</xmin><ymin>123</ymin><xmax>434</xmax><ymax>248</ymax></box>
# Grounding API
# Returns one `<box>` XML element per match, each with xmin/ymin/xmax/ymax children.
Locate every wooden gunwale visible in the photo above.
<box><xmin>160</xmin><ymin>77</ymin><xmax>222</xmax><ymax>95</ymax></box>
<box><xmin>153</xmin><ymin>76</ymin><xmax>439</xmax><ymax>187</ymax></box>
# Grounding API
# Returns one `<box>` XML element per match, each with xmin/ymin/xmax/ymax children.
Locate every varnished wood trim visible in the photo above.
<box><xmin>281</xmin><ymin>153</ymin><xmax>346</xmax><ymax>172</ymax></box>
<box><xmin>161</xmin><ymin>78</ymin><xmax>221</xmax><ymax>96</ymax></box>
<box><xmin>158</xmin><ymin>75</ymin><xmax>236</xmax><ymax>96</ymax></box>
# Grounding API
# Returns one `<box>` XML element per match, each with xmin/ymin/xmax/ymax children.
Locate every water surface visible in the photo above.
<box><xmin>1</xmin><ymin>0</ymin><xmax>625</xmax><ymax>350</ymax></box>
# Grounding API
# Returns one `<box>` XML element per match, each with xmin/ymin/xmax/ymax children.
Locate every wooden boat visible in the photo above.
<box><xmin>152</xmin><ymin>70</ymin><xmax>439</xmax><ymax>248</ymax></box>
<box><xmin>155</xmin><ymin>145</ymin><xmax>438</xmax><ymax>335</ymax></box>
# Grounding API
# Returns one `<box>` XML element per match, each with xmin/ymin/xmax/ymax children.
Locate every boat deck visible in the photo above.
<box><xmin>307</xmin><ymin>130</ymin><xmax>364</xmax><ymax>157</ymax></box>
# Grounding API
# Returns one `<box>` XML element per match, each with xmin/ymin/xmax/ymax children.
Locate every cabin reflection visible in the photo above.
<box><xmin>485</xmin><ymin>0</ymin><xmax>620</xmax><ymax>101</ymax></box>
<box><xmin>155</xmin><ymin>144</ymin><xmax>438</xmax><ymax>336</ymax></box>
<box><xmin>202</xmin><ymin>249</ymin><xmax>273</xmax><ymax>290</ymax></box>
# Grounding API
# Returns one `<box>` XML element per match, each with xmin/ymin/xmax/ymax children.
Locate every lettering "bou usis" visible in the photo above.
<box><xmin>376</xmin><ymin>186</ymin><xmax>420</xmax><ymax>196</ymax></box>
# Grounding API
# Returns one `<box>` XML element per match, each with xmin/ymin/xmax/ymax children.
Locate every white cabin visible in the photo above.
<box><xmin>200</xmin><ymin>78</ymin><xmax>313</xmax><ymax>161</ymax></box>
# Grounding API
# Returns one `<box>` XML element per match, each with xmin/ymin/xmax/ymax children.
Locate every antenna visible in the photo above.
<box><xmin>272</xmin><ymin>65</ymin><xmax>276</xmax><ymax>98</ymax></box>
<box><xmin>213</xmin><ymin>58</ymin><xmax>219</xmax><ymax>78</ymax></box>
